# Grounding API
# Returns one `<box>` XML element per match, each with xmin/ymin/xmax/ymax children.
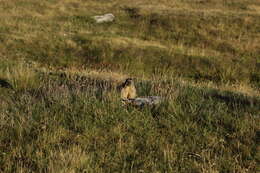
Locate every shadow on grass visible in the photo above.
<box><xmin>0</xmin><ymin>78</ymin><xmax>13</xmax><ymax>89</ymax></box>
<box><xmin>201</xmin><ymin>87</ymin><xmax>260</xmax><ymax>112</ymax></box>
<box><xmin>37</xmin><ymin>72</ymin><xmax>260</xmax><ymax>113</ymax></box>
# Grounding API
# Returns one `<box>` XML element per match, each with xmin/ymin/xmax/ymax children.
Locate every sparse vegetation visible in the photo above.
<box><xmin>0</xmin><ymin>0</ymin><xmax>259</xmax><ymax>172</ymax></box>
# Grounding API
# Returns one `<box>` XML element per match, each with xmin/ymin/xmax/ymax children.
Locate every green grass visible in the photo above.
<box><xmin>0</xmin><ymin>71</ymin><xmax>259</xmax><ymax>172</ymax></box>
<box><xmin>1</xmin><ymin>0</ymin><xmax>259</xmax><ymax>85</ymax></box>
<box><xmin>0</xmin><ymin>0</ymin><xmax>260</xmax><ymax>172</ymax></box>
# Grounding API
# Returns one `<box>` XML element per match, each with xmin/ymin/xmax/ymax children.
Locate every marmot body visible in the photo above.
<box><xmin>120</xmin><ymin>78</ymin><xmax>137</xmax><ymax>100</ymax></box>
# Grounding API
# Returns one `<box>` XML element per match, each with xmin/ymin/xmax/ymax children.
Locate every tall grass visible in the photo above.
<box><xmin>0</xmin><ymin>69</ymin><xmax>259</xmax><ymax>173</ymax></box>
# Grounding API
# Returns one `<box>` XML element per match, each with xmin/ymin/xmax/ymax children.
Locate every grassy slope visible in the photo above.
<box><xmin>0</xmin><ymin>0</ymin><xmax>260</xmax><ymax>172</ymax></box>
<box><xmin>0</xmin><ymin>0</ymin><xmax>260</xmax><ymax>85</ymax></box>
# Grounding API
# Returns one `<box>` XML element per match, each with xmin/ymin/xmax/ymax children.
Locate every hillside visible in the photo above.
<box><xmin>0</xmin><ymin>0</ymin><xmax>259</xmax><ymax>172</ymax></box>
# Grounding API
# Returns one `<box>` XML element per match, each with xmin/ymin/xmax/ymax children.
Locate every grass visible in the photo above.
<box><xmin>1</xmin><ymin>0</ymin><xmax>259</xmax><ymax>85</ymax></box>
<box><xmin>0</xmin><ymin>61</ymin><xmax>259</xmax><ymax>173</ymax></box>
<box><xmin>0</xmin><ymin>0</ymin><xmax>259</xmax><ymax>172</ymax></box>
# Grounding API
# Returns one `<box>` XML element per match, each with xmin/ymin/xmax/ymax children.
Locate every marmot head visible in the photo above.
<box><xmin>123</xmin><ymin>78</ymin><xmax>134</xmax><ymax>87</ymax></box>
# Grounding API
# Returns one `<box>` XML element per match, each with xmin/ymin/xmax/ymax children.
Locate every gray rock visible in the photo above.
<box><xmin>93</xmin><ymin>13</ymin><xmax>115</xmax><ymax>23</ymax></box>
<box><xmin>123</xmin><ymin>96</ymin><xmax>162</xmax><ymax>107</ymax></box>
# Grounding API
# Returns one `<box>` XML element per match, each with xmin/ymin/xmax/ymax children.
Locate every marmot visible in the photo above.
<box><xmin>120</xmin><ymin>78</ymin><xmax>137</xmax><ymax>100</ymax></box>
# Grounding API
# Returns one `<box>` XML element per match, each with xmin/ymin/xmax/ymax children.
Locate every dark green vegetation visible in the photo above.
<box><xmin>0</xmin><ymin>0</ymin><xmax>259</xmax><ymax>172</ymax></box>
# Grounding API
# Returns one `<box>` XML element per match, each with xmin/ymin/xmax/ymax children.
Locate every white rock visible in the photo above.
<box><xmin>93</xmin><ymin>13</ymin><xmax>115</xmax><ymax>23</ymax></box>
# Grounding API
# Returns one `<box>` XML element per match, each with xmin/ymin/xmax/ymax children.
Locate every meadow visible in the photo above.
<box><xmin>0</xmin><ymin>0</ymin><xmax>259</xmax><ymax>172</ymax></box>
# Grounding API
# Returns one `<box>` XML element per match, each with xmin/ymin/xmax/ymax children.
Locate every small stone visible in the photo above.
<box><xmin>93</xmin><ymin>13</ymin><xmax>115</xmax><ymax>23</ymax></box>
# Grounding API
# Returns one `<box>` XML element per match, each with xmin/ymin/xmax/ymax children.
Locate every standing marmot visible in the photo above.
<box><xmin>120</xmin><ymin>78</ymin><xmax>137</xmax><ymax>100</ymax></box>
